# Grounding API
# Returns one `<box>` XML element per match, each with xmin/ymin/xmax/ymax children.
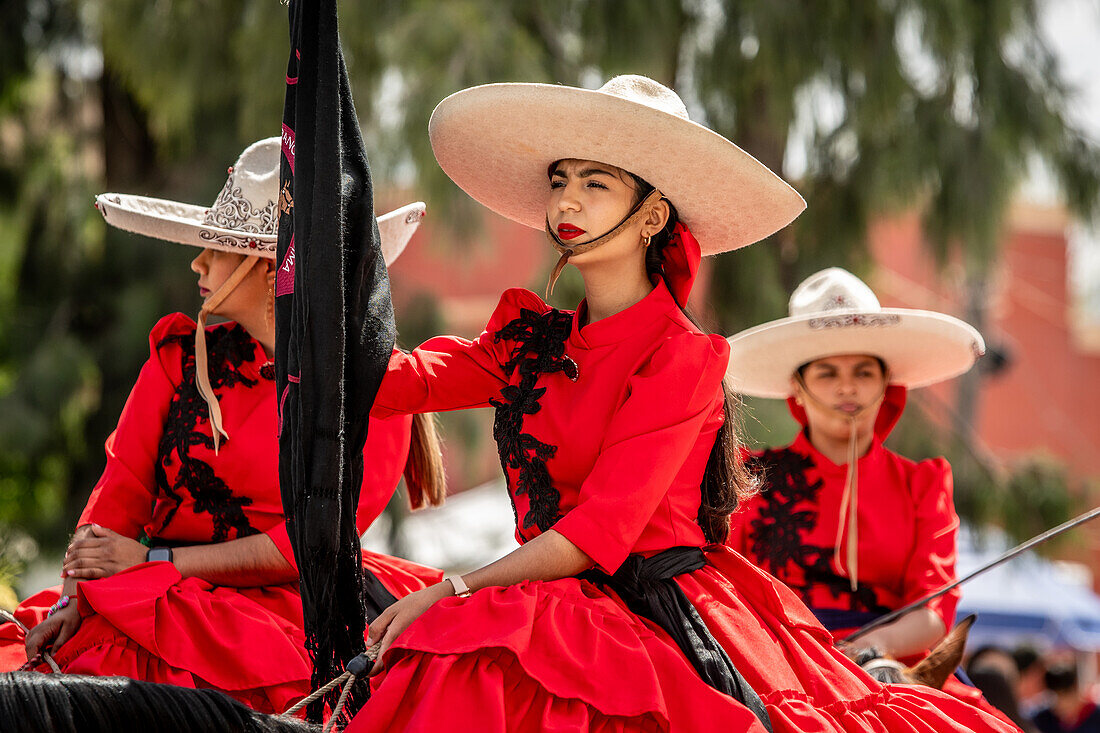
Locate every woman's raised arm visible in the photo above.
<box><xmin>372</xmin><ymin>288</ymin><xmax>544</xmax><ymax>418</ymax></box>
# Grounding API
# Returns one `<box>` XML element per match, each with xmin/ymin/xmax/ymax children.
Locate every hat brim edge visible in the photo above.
<box><xmin>428</xmin><ymin>83</ymin><xmax>806</xmax><ymax>256</ymax></box>
<box><xmin>724</xmin><ymin>308</ymin><xmax>986</xmax><ymax>398</ymax></box>
<box><xmin>96</xmin><ymin>194</ymin><xmax>426</xmax><ymax>266</ymax></box>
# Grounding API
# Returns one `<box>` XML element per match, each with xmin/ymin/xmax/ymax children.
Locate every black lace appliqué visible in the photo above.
<box><xmin>490</xmin><ymin>307</ymin><xmax>577</xmax><ymax>539</ymax></box>
<box><xmin>746</xmin><ymin>448</ymin><xmax>887</xmax><ymax>614</ymax></box>
<box><xmin>746</xmin><ymin>449</ymin><xmax>824</xmax><ymax>577</ymax></box>
<box><xmin>152</xmin><ymin>324</ymin><xmax>261</xmax><ymax>542</ymax></box>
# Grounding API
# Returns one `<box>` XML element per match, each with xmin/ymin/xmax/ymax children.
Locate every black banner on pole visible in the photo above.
<box><xmin>276</xmin><ymin>0</ymin><xmax>395</xmax><ymax>721</ymax></box>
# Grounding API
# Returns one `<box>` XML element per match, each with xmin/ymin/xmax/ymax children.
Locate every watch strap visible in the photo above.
<box><xmin>445</xmin><ymin>574</ymin><xmax>471</xmax><ymax>598</ymax></box>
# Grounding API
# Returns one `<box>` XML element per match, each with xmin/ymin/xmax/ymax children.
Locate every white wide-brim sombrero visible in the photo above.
<box><xmin>725</xmin><ymin>268</ymin><xmax>986</xmax><ymax>398</ymax></box>
<box><xmin>428</xmin><ymin>75</ymin><xmax>806</xmax><ymax>255</ymax></box>
<box><xmin>95</xmin><ymin>138</ymin><xmax>424</xmax><ymax>266</ymax></box>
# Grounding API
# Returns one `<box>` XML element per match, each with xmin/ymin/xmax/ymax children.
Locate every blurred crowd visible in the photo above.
<box><xmin>967</xmin><ymin>646</ymin><xmax>1100</xmax><ymax>733</ymax></box>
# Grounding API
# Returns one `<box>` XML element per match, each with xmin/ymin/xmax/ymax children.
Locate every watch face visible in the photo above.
<box><xmin>147</xmin><ymin>547</ymin><xmax>172</xmax><ymax>563</ymax></box>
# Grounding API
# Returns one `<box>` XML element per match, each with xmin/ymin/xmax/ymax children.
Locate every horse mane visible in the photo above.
<box><xmin>0</xmin><ymin>672</ymin><xmax>320</xmax><ymax>733</ymax></box>
<box><xmin>850</xmin><ymin>649</ymin><xmax>910</xmax><ymax>685</ymax></box>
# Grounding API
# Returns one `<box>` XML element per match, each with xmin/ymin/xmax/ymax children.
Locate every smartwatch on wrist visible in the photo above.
<box><xmin>146</xmin><ymin>546</ymin><xmax>174</xmax><ymax>564</ymax></box>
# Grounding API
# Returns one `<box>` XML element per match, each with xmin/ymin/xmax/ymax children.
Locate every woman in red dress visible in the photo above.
<box><xmin>344</xmin><ymin>77</ymin><xmax>1016</xmax><ymax>732</ymax></box>
<box><xmin>726</xmin><ymin>267</ymin><xmax>983</xmax><ymax>661</ymax></box>
<box><xmin>0</xmin><ymin>138</ymin><xmax>442</xmax><ymax>713</ymax></box>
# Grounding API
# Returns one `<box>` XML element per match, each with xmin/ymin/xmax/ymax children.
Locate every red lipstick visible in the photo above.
<box><xmin>556</xmin><ymin>223</ymin><xmax>585</xmax><ymax>241</ymax></box>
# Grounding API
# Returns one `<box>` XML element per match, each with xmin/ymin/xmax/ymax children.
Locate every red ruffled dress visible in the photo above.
<box><xmin>346</xmin><ymin>282</ymin><xmax>1015</xmax><ymax>732</ymax></box>
<box><xmin>0</xmin><ymin>314</ymin><xmax>440</xmax><ymax>713</ymax></box>
<box><xmin>728</xmin><ymin>390</ymin><xmax>1011</xmax><ymax>719</ymax></box>
<box><xmin>728</xmin><ymin>387</ymin><xmax>960</xmax><ymax>644</ymax></box>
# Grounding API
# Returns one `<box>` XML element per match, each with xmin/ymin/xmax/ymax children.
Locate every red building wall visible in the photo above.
<box><xmin>869</xmin><ymin>206</ymin><xmax>1100</xmax><ymax>480</ymax></box>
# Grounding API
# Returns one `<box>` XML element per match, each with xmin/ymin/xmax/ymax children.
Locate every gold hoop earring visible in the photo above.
<box><xmin>644</xmin><ymin>235</ymin><xmax>651</xmax><ymax>247</ymax></box>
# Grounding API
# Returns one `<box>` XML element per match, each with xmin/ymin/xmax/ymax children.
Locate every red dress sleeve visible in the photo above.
<box><xmin>901</xmin><ymin>457</ymin><xmax>960</xmax><ymax>629</ymax></box>
<box><xmin>372</xmin><ymin>289</ymin><xmax>543</xmax><ymax>417</ymax></box>
<box><xmin>265</xmin><ymin>522</ymin><xmax>297</xmax><ymax>570</ymax></box>
<box><xmin>78</xmin><ymin>314</ymin><xmax>190</xmax><ymax>539</ymax></box>
<box><xmin>553</xmin><ymin>332</ymin><xmax>730</xmax><ymax>574</ymax></box>
<box><xmin>356</xmin><ymin>414</ymin><xmax>412</xmax><ymax>535</ymax></box>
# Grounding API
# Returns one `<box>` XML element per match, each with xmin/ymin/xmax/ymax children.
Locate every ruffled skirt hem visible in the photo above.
<box><xmin>0</xmin><ymin>550</ymin><xmax>442</xmax><ymax>714</ymax></box>
<box><xmin>347</xmin><ymin>548</ymin><xmax>1016</xmax><ymax>732</ymax></box>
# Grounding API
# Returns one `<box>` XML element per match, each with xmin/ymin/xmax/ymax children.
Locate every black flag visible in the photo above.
<box><xmin>276</xmin><ymin>0</ymin><xmax>394</xmax><ymax>721</ymax></box>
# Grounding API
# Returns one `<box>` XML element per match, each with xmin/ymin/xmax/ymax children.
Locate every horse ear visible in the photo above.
<box><xmin>907</xmin><ymin>615</ymin><xmax>976</xmax><ymax>689</ymax></box>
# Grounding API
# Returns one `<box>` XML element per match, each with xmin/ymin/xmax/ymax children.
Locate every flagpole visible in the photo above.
<box><xmin>843</xmin><ymin>506</ymin><xmax>1100</xmax><ymax>644</ymax></box>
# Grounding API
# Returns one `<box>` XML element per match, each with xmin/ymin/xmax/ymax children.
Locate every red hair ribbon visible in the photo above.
<box><xmin>663</xmin><ymin>222</ymin><xmax>701</xmax><ymax>306</ymax></box>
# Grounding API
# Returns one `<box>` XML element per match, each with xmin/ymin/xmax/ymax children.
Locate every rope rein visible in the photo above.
<box><xmin>0</xmin><ymin>608</ymin><xmax>61</xmax><ymax>673</ymax></box>
<box><xmin>282</xmin><ymin>642</ymin><xmax>380</xmax><ymax>732</ymax></box>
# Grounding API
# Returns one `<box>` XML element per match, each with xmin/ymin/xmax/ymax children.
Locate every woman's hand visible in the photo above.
<box><xmin>24</xmin><ymin>601</ymin><xmax>81</xmax><ymax>661</ymax></box>
<box><xmin>850</xmin><ymin>608</ymin><xmax>947</xmax><ymax>660</ymax></box>
<box><xmin>363</xmin><ymin>530</ymin><xmax>591</xmax><ymax>676</ymax></box>
<box><xmin>367</xmin><ymin>582</ymin><xmax>453</xmax><ymax>675</ymax></box>
<box><xmin>62</xmin><ymin>524</ymin><xmax>148</xmax><ymax>580</ymax></box>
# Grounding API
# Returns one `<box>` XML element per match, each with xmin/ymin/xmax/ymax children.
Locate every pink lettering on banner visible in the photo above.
<box><xmin>278</xmin><ymin>385</ymin><xmax>288</xmax><ymax>432</ymax></box>
<box><xmin>276</xmin><ymin>237</ymin><xmax>296</xmax><ymax>296</ymax></box>
<box><xmin>287</xmin><ymin>49</ymin><xmax>300</xmax><ymax>85</ymax></box>
<box><xmin>282</xmin><ymin>124</ymin><xmax>296</xmax><ymax>173</ymax></box>
<box><xmin>277</xmin><ymin>374</ymin><xmax>300</xmax><ymax>434</ymax></box>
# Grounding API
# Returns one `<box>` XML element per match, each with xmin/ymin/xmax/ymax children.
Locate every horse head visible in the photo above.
<box><xmin>843</xmin><ymin>614</ymin><xmax>976</xmax><ymax>689</ymax></box>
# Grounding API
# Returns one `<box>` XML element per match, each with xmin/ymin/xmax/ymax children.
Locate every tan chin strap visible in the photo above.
<box><xmin>195</xmin><ymin>256</ymin><xmax>260</xmax><ymax>453</ymax></box>
<box><xmin>544</xmin><ymin>188</ymin><xmax>664</xmax><ymax>299</ymax></box>
<box><xmin>794</xmin><ymin>372</ymin><xmax>889</xmax><ymax>592</ymax></box>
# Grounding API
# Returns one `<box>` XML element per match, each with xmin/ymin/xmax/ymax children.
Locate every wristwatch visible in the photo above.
<box><xmin>146</xmin><ymin>546</ymin><xmax>174</xmax><ymax>564</ymax></box>
<box><xmin>445</xmin><ymin>574</ymin><xmax>472</xmax><ymax>598</ymax></box>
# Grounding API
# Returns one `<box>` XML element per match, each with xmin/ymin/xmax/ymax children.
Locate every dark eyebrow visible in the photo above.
<box><xmin>550</xmin><ymin>166</ymin><xmax>616</xmax><ymax>179</ymax></box>
<box><xmin>809</xmin><ymin>358</ymin><xmax>879</xmax><ymax>376</ymax></box>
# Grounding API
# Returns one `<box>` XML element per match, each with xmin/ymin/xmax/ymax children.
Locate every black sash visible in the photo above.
<box><xmin>809</xmin><ymin>607</ymin><xmax>883</xmax><ymax>632</ymax></box>
<box><xmin>362</xmin><ymin>568</ymin><xmax>399</xmax><ymax>622</ymax></box>
<box><xmin>580</xmin><ymin>547</ymin><xmax>773</xmax><ymax>731</ymax></box>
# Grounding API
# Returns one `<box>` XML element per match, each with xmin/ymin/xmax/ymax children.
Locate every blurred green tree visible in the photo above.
<box><xmin>0</xmin><ymin>1</ymin><xmax>204</xmax><ymax>554</ymax></box>
<box><xmin>3</xmin><ymin>0</ymin><xmax>1099</xmax><ymax>565</ymax></box>
<box><xmin>358</xmin><ymin>0</ymin><xmax>1100</xmax><ymax>541</ymax></box>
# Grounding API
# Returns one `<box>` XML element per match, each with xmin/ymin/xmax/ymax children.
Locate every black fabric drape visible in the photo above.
<box><xmin>362</xmin><ymin>572</ymin><xmax>399</xmax><ymax>622</ymax></box>
<box><xmin>580</xmin><ymin>547</ymin><xmax>773</xmax><ymax>731</ymax></box>
<box><xmin>275</xmin><ymin>0</ymin><xmax>394</xmax><ymax>722</ymax></box>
